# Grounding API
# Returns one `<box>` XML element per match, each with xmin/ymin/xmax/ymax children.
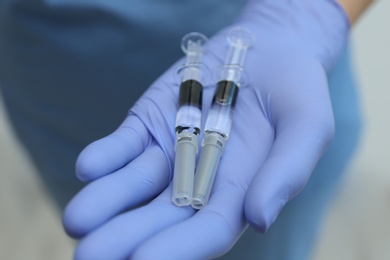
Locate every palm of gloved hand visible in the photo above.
<box><xmin>63</xmin><ymin>1</ymin><xmax>348</xmax><ymax>259</ymax></box>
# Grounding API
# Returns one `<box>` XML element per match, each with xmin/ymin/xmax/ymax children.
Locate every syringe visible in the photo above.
<box><xmin>172</xmin><ymin>32</ymin><xmax>208</xmax><ymax>207</ymax></box>
<box><xmin>191</xmin><ymin>27</ymin><xmax>254</xmax><ymax>209</ymax></box>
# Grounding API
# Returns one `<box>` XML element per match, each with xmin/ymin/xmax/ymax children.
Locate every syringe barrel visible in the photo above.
<box><xmin>175</xmin><ymin>79</ymin><xmax>203</xmax><ymax>132</ymax></box>
<box><xmin>204</xmin><ymin>80</ymin><xmax>239</xmax><ymax>138</ymax></box>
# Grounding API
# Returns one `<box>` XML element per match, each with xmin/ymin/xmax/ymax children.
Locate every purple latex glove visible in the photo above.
<box><xmin>63</xmin><ymin>1</ymin><xmax>349</xmax><ymax>259</ymax></box>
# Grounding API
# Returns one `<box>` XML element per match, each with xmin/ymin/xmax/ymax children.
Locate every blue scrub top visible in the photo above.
<box><xmin>0</xmin><ymin>0</ymin><xmax>246</xmax><ymax>205</ymax></box>
<box><xmin>0</xmin><ymin>1</ymin><xmax>362</xmax><ymax>259</ymax></box>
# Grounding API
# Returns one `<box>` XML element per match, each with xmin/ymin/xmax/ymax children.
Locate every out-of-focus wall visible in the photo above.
<box><xmin>313</xmin><ymin>1</ymin><xmax>390</xmax><ymax>259</ymax></box>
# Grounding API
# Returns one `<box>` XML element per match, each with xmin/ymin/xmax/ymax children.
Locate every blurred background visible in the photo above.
<box><xmin>0</xmin><ymin>2</ymin><xmax>389</xmax><ymax>260</ymax></box>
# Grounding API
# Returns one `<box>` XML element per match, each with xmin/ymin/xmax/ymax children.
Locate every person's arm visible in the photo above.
<box><xmin>339</xmin><ymin>0</ymin><xmax>375</xmax><ymax>24</ymax></box>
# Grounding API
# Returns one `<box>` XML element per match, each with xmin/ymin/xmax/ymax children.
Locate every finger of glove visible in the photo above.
<box><xmin>245</xmin><ymin>76</ymin><xmax>335</xmax><ymax>232</ymax></box>
<box><xmin>131</xmin><ymin>186</ymin><xmax>248</xmax><ymax>260</ymax></box>
<box><xmin>73</xmin><ymin>186</ymin><xmax>195</xmax><ymax>260</ymax></box>
<box><xmin>63</xmin><ymin>141</ymin><xmax>169</xmax><ymax>238</ymax></box>
<box><xmin>76</xmin><ymin>115</ymin><xmax>151</xmax><ymax>181</ymax></box>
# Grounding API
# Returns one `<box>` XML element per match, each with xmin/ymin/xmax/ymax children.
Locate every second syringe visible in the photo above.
<box><xmin>192</xmin><ymin>27</ymin><xmax>254</xmax><ymax>209</ymax></box>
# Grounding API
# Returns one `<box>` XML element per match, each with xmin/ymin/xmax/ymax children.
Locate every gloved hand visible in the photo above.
<box><xmin>63</xmin><ymin>0</ymin><xmax>349</xmax><ymax>259</ymax></box>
